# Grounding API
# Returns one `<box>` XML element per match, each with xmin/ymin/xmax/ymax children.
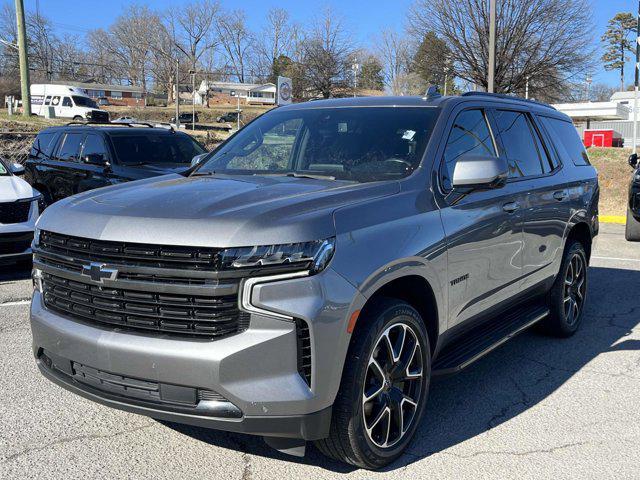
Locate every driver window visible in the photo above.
<box><xmin>226</xmin><ymin>118</ymin><xmax>302</xmax><ymax>170</ymax></box>
<box><xmin>441</xmin><ymin>109</ymin><xmax>496</xmax><ymax>191</ymax></box>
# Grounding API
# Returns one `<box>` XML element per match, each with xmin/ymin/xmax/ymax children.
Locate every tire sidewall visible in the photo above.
<box><xmin>348</xmin><ymin>302</ymin><xmax>431</xmax><ymax>468</ymax></box>
<box><xmin>550</xmin><ymin>241</ymin><xmax>588</xmax><ymax>335</ymax></box>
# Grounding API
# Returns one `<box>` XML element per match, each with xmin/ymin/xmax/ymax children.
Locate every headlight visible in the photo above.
<box><xmin>219</xmin><ymin>237</ymin><xmax>335</xmax><ymax>274</ymax></box>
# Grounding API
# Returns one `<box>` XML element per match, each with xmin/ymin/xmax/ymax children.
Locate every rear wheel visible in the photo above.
<box><xmin>315</xmin><ymin>299</ymin><xmax>430</xmax><ymax>469</ymax></box>
<box><xmin>625</xmin><ymin>206</ymin><xmax>640</xmax><ymax>241</ymax></box>
<box><xmin>542</xmin><ymin>240</ymin><xmax>588</xmax><ymax>337</ymax></box>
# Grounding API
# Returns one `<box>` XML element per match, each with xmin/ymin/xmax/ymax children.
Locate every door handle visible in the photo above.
<box><xmin>553</xmin><ymin>190</ymin><xmax>568</xmax><ymax>201</ymax></box>
<box><xmin>502</xmin><ymin>201</ymin><xmax>520</xmax><ymax>213</ymax></box>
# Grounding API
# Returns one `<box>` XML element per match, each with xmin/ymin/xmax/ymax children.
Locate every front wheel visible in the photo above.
<box><xmin>73</xmin><ymin>115</ymin><xmax>83</xmax><ymax>121</ymax></box>
<box><xmin>625</xmin><ymin>206</ymin><xmax>640</xmax><ymax>241</ymax></box>
<box><xmin>315</xmin><ymin>299</ymin><xmax>430</xmax><ymax>469</ymax></box>
<box><xmin>542</xmin><ymin>240</ymin><xmax>588</xmax><ymax>337</ymax></box>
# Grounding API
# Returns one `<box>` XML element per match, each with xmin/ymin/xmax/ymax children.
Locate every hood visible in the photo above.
<box><xmin>115</xmin><ymin>163</ymin><xmax>191</xmax><ymax>180</ymax></box>
<box><xmin>39</xmin><ymin>174</ymin><xmax>399</xmax><ymax>247</ymax></box>
<box><xmin>0</xmin><ymin>175</ymin><xmax>40</xmax><ymax>202</ymax></box>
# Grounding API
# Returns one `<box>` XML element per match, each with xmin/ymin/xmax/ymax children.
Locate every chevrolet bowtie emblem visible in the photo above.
<box><xmin>81</xmin><ymin>262</ymin><xmax>118</xmax><ymax>283</ymax></box>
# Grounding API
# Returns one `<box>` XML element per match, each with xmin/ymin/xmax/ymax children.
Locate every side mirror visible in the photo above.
<box><xmin>629</xmin><ymin>153</ymin><xmax>638</xmax><ymax>168</ymax></box>
<box><xmin>83</xmin><ymin>153</ymin><xmax>108</xmax><ymax>166</ymax></box>
<box><xmin>452</xmin><ymin>154</ymin><xmax>508</xmax><ymax>190</ymax></box>
<box><xmin>9</xmin><ymin>163</ymin><xmax>25</xmax><ymax>175</ymax></box>
<box><xmin>191</xmin><ymin>153</ymin><xmax>208</xmax><ymax>167</ymax></box>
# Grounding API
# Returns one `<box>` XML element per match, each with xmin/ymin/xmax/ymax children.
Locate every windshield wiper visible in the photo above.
<box><xmin>257</xmin><ymin>172</ymin><xmax>336</xmax><ymax>181</ymax></box>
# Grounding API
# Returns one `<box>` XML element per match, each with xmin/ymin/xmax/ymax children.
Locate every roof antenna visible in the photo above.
<box><xmin>424</xmin><ymin>85</ymin><xmax>442</xmax><ymax>100</ymax></box>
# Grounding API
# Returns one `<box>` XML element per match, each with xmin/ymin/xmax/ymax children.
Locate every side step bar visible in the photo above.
<box><xmin>432</xmin><ymin>303</ymin><xmax>549</xmax><ymax>376</ymax></box>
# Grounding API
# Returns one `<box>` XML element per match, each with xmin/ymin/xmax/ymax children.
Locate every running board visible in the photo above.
<box><xmin>432</xmin><ymin>303</ymin><xmax>549</xmax><ymax>376</ymax></box>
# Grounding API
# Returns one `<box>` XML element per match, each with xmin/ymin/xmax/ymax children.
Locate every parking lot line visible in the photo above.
<box><xmin>0</xmin><ymin>300</ymin><xmax>31</xmax><ymax>307</ymax></box>
<box><xmin>592</xmin><ymin>255</ymin><xmax>640</xmax><ymax>263</ymax></box>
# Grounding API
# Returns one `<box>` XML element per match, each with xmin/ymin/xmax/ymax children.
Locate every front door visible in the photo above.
<box><xmin>437</xmin><ymin>107</ymin><xmax>526</xmax><ymax>327</ymax></box>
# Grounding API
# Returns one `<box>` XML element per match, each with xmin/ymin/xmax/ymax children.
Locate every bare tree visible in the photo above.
<box><xmin>167</xmin><ymin>0</ymin><xmax>219</xmax><ymax>72</ymax></box>
<box><xmin>376</xmin><ymin>29</ymin><xmax>412</xmax><ymax>94</ymax></box>
<box><xmin>408</xmin><ymin>0</ymin><xmax>594</xmax><ymax>102</ymax></box>
<box><xmin>216</xmin><ymin>9</ymin><xmax>254</xmax><ymax>82</ymax></box>
<box><xmin>253</xmin><ymin>8</ymin><xmax>297</xmax><ymax>82</ymax></box>
<box><xmin>302</xmin><ymin>8</ymin><xmax>353</xmax><ymax>98</ymax></box>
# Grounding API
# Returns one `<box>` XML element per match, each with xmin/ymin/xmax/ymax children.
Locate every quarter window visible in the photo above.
<box><xmin>539</xmin><ymin>116</ymin><xmax>590</xmax><ymax>166</ymax></box>
<box><xmin>441</xmin><ymin>109</ymin><xmax>496</xmax><ymax>191</ymax></box>
<box><xmin>494</xmin><ymin>110</ymin><xmax>546</xmax><ymax>178</ymax></box>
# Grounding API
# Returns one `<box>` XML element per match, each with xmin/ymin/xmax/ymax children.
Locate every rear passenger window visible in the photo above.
<box><xmin>441</xmin><ymin>109</ymin><xmax>496</xmax><ymax>191</ymax></box>
<box><xmin>539</xmin><ymin>116</ymin><xmax>590</xmax><ymax>166</ymax></box>
<box><xmin>62</xmin><ymin>97</ymin><xmax>72</xmax><ymax>107</ymax></box>
<box><xmin>56</xmin><ymin>133</ymin><xmax>84</xmax><ymax>162</ymax></box>
<box><xmin>29</xmin><ymin>132</ymin><xmax>56</xmax><ymax>160</ymax></box>
<box><xmin>494</xmin><ymin>110</ymin><xmax>546</xmax><ymax>178</ymax></box>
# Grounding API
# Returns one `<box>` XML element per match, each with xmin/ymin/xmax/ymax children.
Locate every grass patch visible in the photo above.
<box><xmin>587</xmin><ymin>147</ymin><xmax>633</xmax><ymax>217</ymax></box>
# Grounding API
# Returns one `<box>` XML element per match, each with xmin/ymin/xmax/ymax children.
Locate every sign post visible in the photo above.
<box><xmin>277</xmin><ymin>76</ymin><xmax>293</xmax><ymax>106</ymax></box>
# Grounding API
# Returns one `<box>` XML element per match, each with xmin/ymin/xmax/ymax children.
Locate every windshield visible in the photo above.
<box><xmin>194</xmin><ymin>106</ymin><xmax>440</xmax><ymax>182</ymax></box>
<box><xmin>111</xmin><ymin>134</ymin><xmax>206</xmax><ymax>165</ymax></box>
<box><xmin>72</xmin><ymin>96</ymin><xmax>98</xmax><ymax>108</ymax></box>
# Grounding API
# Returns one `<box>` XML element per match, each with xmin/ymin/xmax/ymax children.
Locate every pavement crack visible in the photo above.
<box><xmin>2</xmin><ymin>424</ymin><xmax>155</xmax><ymax>463</ymax></box>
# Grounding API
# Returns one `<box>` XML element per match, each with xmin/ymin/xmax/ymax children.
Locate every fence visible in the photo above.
<box><xmin>0</xmin><ymin>132</ymin><xmax>36</xmax><ymax>165</ymax></box>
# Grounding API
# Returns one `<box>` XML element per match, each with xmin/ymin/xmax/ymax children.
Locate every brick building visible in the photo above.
<box><xmin>52</xmin><ymin>81</ymin><xmax>145</xmax><ymax>107</ymax></box>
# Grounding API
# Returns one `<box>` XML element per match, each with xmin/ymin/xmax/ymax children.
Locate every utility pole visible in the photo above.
<box><xmin>15</xmin><ymin>0</ymin><xmax>31</xmax><ymax>116</ymax></box>
<box><xmin>634</xmin><ymin>0</ymin><xmax>639</xmax><ymax>154</ymax></box>
<box><xmin>352</xmin><ymin>63</ymin><xmax>360</xmax><ymax>97</ymax></box>
<box><xmin>525</xmin><ymin>75</ymin><xmax>529</xmax><ymax>99</ymax></box>
<box><xmin>487</xmin><ymin>0</ymin><xmax>496</xmax><ymax>93</ymax></box>
<box><xmin>175</xmin><ymin>59</ymin><xmax>180</xmax><ymax>129</ymax></box>
<box><xmin>190</xmin><ymin>69</ymin><xmax>196</xmax><ymax>131</ymax></box>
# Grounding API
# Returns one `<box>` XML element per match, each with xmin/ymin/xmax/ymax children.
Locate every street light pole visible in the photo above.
<box><xmin>633</xmin><ymin>0</ymin><xmax>639</xmax><ymax>154</ymax></box>
<box><xmin>14</xmin><ymin>0</ymin><xmax>31</xmax><ymax>116</ymax></box>
<box><xmin>175</xmin><ymin>59</ymin><xmax>180</xmax><ymax>129</ymax></box>
<box><xmin>191</xmin><ymin>69</ymin><xmax>196</xmax><ymax>131</ymax></box>
<box><xmin>487</xmin><ymin>0</ymin><xmax>496</xmax><ymax>93</ymax></box>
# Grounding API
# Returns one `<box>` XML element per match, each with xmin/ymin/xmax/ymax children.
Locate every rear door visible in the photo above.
<box><xmin>438</xmin><ymin>106</ymin><xmax>527</xmax><ymax>328</ymax></box>
<box><xmin>491</xmin><ymin>109</ymin><xmax>568</xmax><ymax>292</ymax></box>
<box><xmin>47</xmin><ymin>131</ymin><xmax>85</xmax><ymax>201</ymax></box>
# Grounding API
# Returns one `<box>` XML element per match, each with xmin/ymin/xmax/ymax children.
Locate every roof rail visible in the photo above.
<box><xmin>461</xmin><ymin>91</ymin><xmax>556</xmax><ymax>110</ymax></box>
<box><xmin>65</xmin><ymin>121</ymin><xmax>155</xmax><ymax>128</ymax></box>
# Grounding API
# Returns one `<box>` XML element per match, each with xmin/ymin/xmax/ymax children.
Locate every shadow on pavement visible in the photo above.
<box><xmin>160</xmin><ymin>266</ymin><xmax>640</xmax><ymax>473</ymax></box>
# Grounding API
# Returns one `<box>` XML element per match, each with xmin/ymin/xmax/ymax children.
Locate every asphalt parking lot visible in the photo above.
<box><xmin>0</xmin><ymin>223</ymin><xmax>638</xmax><ymax>479</ymax></box>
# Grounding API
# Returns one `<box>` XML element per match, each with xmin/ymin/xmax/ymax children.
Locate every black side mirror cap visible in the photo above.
<box><xmin>629</xmin><ymin>153</ymin><xmax>638</xmax><ymax>168</ymax></box>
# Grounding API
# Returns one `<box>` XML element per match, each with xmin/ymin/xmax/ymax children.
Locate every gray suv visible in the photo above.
<box><xmin>30</xmin><ymin>93</ymin><xmax>598</xmax><ymax>469</ymax></box>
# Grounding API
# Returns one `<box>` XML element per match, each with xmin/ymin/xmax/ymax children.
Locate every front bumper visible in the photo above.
<box><xmin>30</xmin><ymin>267</ymin><xmax>362</xmax><ymax>440</ymax></box>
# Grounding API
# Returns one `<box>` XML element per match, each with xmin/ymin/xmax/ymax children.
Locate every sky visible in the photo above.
<box><xmin>22</xmin><ymin>0</ymin><xmax>636</xmax><ymax>89</ymax></box>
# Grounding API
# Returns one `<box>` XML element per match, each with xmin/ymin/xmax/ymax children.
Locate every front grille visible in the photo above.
<box><xmin>296</xmin><ymin>319</ymin><xmax>312</xmax><ymax>387</ymax></box>
<box><xmin>0</xmin><ymin>200</ymin><xmax>31</xmax><ymax>224</ymax></box>
<box><xmin>39</xmin><ymin>230</ymin><xmax>220</xmax><ymax>270</ymax></box>
<box><xmin>42</xmin><ymin>272</ymin><xmax>250</xmax><ymax>337</ymax></box>
<box><xmin>0</xmin><ymin>231</ymin><xmax>33</xmax><ymax>255</ymax></box>
<box><xmin>89</xmin><ymin>110</ymin><xmax>109</xmax><ymax>122</ymax></box>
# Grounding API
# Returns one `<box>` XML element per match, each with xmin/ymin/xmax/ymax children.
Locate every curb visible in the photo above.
<box><xmin>599</xmin><ymin>215</ymin><xmax>626</xmax><ymax>225</ymax></box>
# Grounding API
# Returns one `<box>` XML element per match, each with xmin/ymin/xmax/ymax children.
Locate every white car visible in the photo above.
<box><xmin>0</xmin><ymin>157</ymin><xmax>41</xmax><ymax>266</ymax></box>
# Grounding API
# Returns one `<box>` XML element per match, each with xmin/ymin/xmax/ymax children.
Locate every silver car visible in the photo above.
<box><xmin>30</xmin><ymin>93</ymin><xmax>598</xmax><ymax>469</ymax></box>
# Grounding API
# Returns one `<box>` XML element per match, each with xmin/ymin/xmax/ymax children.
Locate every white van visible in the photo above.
<box><xmin>30</xmin><ymin>84</ymin><xmax>110</xmax><ymax>122</ymax></box>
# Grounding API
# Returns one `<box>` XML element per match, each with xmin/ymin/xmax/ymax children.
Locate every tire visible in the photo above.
<box><xmin>315</xmin><ymin>298</ymin><xmax>431</xmax><ymax>469</ymax></box>
<box><xmin>541</xmin><ymin>240</ymin><xmax>588</xmax><ymax>337</ymax></box>
<box><xmin>625</xmin><ymin>206</ymin><xmax>640</xmax><ymax>241</ymax></box>
<box><xmin>73</xmin><ymin>115</ymin><xmax>83</xmax><ymax>121</ymax></box>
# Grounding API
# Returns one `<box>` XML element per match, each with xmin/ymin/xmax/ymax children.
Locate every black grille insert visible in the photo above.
<box><xmin>0</xmin><ymin>231</ymin><xmax>33</xmax><ymax>255</ymax></box>
<box><xmin>296</xmin><ymin>319</ymin><xmax>312</xmax><ymax>387</ymax></box>
<box><xmin>0</xmin><ymin>200</ymin><xmax>31</xmax><ymax>224</ymax></box>
<box><xmin>42</xmin><ymin>272</ymin><xmax>250</xmax><ymax>337</ymax></box>
<box><xmin>39</xmin><ymin>230</ymin><xmax>221</xmax><ymax>270</ymax></box>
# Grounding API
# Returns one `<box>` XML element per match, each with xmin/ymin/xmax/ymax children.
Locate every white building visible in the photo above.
<box><xmin>552</xmin><ymin>91</ymin><xmax>640</xmax><ymax>147</ymax></box>
<box><xmin>197</xmin><ymin>81</ymin><xmax>276</xmax><ymax>105</ymax></box>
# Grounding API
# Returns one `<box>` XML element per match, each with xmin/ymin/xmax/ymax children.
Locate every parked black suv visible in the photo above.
<box><xmin>216</xmin><ymin>111</ymin><xmax>240</xmax><ymax>123</ymax></box>
<box><xmin>626</xmin><ymin>153</ymin><xmax>640</xmax><ymax>240</ymax></box>
<box><xmin>24</xmin><ymin>125</ymin><xmax>206</xmax><ymax>206</ymax></box>
<box><xmin>170</xmin><ymin>112</ymin><xmax>199</xmax><ymax>124</ymax></box>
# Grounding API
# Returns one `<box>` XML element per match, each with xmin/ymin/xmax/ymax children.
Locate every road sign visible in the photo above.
<box><xmin>277</xmin><ymin>76</ymin><xmax>293</xmax><ymax>106</ymax></box>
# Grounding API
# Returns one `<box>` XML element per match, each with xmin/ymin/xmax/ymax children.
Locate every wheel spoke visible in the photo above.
<box><xmin>363</xmin><ymin>358</ymin><xmax>385</xmax><ymax>402</ymax></box>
